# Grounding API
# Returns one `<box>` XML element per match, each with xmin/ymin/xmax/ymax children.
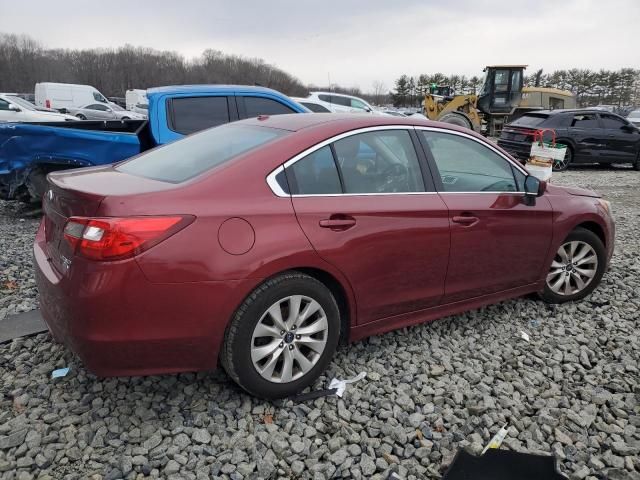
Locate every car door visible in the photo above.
<box><xmin>83</xmin><ymin>104</ymin><xmax>109</xmax><ymax>120</ymax></box>
<box><xmin>286</xmin><ymin>127</ymin><xmax>450</xmax><ymax>324</ymax></box>
<box><xmin>417</xmin><ymin>128</ymin><xmax>554</xmax><ymax>303</ymax></box>
<box><xmin>568</xmin><ymin>113</ymin><xmax>604</xmax><ymax>162</ymax></box>
<box><xmin>599</xmin><ymin>113</ymin><xmax>639</xmax><ymax>162</ymax></box>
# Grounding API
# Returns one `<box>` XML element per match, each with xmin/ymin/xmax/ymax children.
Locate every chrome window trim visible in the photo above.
<box><xmin>265</xmin><ymin>124</ymin><xmax>530</xmax><ymax>197</ymax></box>
<box><xmin>266</xmin><ymin>125</ymin><xmax>416</xmax><ymax>198</ymax></box>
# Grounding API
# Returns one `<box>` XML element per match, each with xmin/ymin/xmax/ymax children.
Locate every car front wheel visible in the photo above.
<box><xmin>539</xmin><ymin>227</ymin><xmax>606</xmax><ymax>303</ymax></box>
<box><xmin>552</xmin><ymin>146</ymin><xmax>573</xmax><ymax>171</ymax></box>
<box><xmin>221</xmin><ymin>272</ymin><xmax>340</xmax><ymax>399</ymax></box>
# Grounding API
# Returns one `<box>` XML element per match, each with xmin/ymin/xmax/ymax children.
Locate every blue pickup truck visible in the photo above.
<box><xmin>0</xmin><ymin>85</ymin><xmax>309</xmax><ymax>201</ymax></box>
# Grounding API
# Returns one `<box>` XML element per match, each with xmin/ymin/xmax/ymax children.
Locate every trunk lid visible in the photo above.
<box><xmin>43</xmin><ymin>166</ymin><xmax>176</xmax><ymax>273</ymax></box>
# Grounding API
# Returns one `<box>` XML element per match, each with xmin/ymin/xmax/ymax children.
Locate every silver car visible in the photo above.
<box><xmin>627</xmin><ymin>109</ymin><xmax>640</xmax><ymax>128</ymax></box>
<box><xmin>68</xmin><ymin>103</ymin><xmax>146</xmax><ymax>121</ymax></box>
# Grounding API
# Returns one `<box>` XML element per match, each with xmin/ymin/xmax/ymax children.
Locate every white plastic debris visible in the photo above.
<box><xmin>520</xmin><ymin>331</ymin><xmax>530</xmax><ymax>342</ymax></box>
<box><xmin>51</xmin><ymin>367</ymin><xmax>70</xmax><ymax>379</ymax></box>
<box><xmin>482</xmin><ymin>424</ymin><xmax>509</xmax><ymax>454</ymax></box>
<box><xmin>328</xmin><ymin>372</ymin><xmax>367</xmax><ymax>397</ymax></box>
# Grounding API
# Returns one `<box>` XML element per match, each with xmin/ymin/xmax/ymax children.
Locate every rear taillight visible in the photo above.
<box><xmin>45</xmin><ymin>99</ymin><xmax>51</xmax><ymax>108</ymax></box>
<box><xmin>63</xmin><ymin>216</ymin><xmax>192</xmax><ymax>261</ymax></box>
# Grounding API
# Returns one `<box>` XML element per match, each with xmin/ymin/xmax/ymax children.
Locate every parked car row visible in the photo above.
<box><xmin>498</xmin><ymin>109</ymin><xmax>640</xmax><ymax>170</ymax></box>
<box><xmin>0</xmin><ymin>93</ymin><xmax>77</xmax><ymax>122</ymax></box>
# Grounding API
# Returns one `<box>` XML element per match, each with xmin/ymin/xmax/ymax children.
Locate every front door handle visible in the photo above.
<box><xmin>452</xmin><ymin>215</ymin><xmax>479</xmax><ymax>227</ymax></box>
<box><xmin>319</xmin><ymin>216</ymin><xmax>356</xmax><ymax>230</ymax></box>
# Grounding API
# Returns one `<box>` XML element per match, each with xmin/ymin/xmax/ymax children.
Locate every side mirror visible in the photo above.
<box><xmin>364</xmin><ymin>107</ymin><xmax>372</xmax><ymax>112</ymax></box>
<box><xmin>8</xmin><ymin>104</ymin><xmax>21</xmax><ymax>112</ymax></box>
<box><xmin>523</xmin><ymin>175</ymin><xmax>545</xmax><ymax>205</ymax></box>
<box><xmin>622</xmin><ymin>124</ymin><xmax>637</xmax><ymax>132</ymax></box>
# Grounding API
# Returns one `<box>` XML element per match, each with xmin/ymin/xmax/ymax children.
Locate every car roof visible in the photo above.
<box><xmin>310</xmin><ymin>91</ymin><xmax>363</xmax><ymax>99</ymax></box>
<box><xmin>147</xmin><ymin>85</ymin><xmax>285</xmax><ymax>96</ymax></box>
<box><xmin>525</xmin><ymin>109</ymin><xmax>621</xmax><ymax>116</ymax></box>
<box><xmin>239</xmin><ymin>112</ymin><xmax>473</xmax><ymax>134</ymax></box>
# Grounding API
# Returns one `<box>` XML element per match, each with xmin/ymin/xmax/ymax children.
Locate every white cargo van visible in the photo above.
<box><xmin>125</xmin><ymin>89</ymin><xmax>148</xmax><ymax>113</ymax></box>
<box><xmin>35</xmin><ymin>83</ymin><xmax>109</xmax><ymax>111</ymax></box>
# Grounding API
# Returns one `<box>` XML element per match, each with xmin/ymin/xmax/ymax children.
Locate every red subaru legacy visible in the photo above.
<box><xmin>34</xmin><ymin>114</ymin><xmax>614</xmax><ymax>399</ymax></box>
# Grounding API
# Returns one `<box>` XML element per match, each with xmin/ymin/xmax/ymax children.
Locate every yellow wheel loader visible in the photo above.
<box><xmin>423</xmin><ymin>65</ymin><xmax>575</xmax><ymax>136</ymax></box>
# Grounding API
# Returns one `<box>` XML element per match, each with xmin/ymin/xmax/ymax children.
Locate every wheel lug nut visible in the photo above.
<box><xmin>292</xmin><ymin>325</ymin><xmax>297</xmax><ymax>330</ymax></box>
<box><xmin>296</xmin><ymin>335</ymin><xmax>301</xmax><ymax>340</ymax></box>
<box><xmin>280</xmin><ymin>331</ymin><xmax>285</xmax><ymax>335</ymax></box>
<box><xmin>289</xmin><ymin>345</ymin><xmax>294</xmax><ymax>350</ymax></box>
<box><xmin>279</xmin><ymin>342</ymin><xmax>284</xmax><ymax>348</ymax></box>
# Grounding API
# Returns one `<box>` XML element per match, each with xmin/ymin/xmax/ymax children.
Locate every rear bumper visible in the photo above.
<box><xmin>33</xmin><ymin>223</ymin><xmax>257</xmax><ymax>376</ymax></box>
<box><xmin>497</xmin><ymin>139</ymin><xmax>530</xmax><ymax>162</ymax></box>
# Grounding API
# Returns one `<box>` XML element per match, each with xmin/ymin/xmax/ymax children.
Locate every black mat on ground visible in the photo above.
<box><xmin>443</xmin><ymin>449</ymin><xmax>568</xmax><ymax>480</ymax></box>
<box><xmin>0</xmin><ymin>310</ymin><xmax>47</xmax><ymax>343</ymax></box>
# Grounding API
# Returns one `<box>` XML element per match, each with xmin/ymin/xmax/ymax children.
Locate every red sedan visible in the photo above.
<box><xmin>34</xmin><ymin>114</ymin><xmax>615</xmax><ymax>399</ymax></box>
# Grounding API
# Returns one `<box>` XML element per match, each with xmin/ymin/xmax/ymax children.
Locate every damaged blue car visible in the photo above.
<box><xmin>0</xmin><ymin>85</ymin><xmax>308</xmax><ymax>201</ymax></box>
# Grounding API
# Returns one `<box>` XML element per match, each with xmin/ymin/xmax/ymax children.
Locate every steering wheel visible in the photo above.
<box><xmin>480</xmin><ymin>180</ymin><xmax>515</xmax><ymax>192</ymax></box>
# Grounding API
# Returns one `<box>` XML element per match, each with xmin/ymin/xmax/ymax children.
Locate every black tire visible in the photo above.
<box><xmin>437</xmin><ymin>112</ymin><xmax>473</xmax><ymax>130</ymax></box>
<box><xmin>633</xmin><ymin>151</ymin><xmax>640</xmax><ymax>171</ymax></box>
<box><xmin>552</xmin><ymin>145</ymin><xmax>573</xmax><ymax>172</ymax></box>
<box><xmin>76</xmin><ymin>114</ymin><xmax>86</xmax><ymax>120</ymax></box>
<box><xmin>221</xmin><ymin>272</ymin><xmax>340</xmax><ymax>399</ymax></box>
<box><xmin>538</xmin><ymin>227</ymin><xmax>606</xmax><ymax>304</ymax></box>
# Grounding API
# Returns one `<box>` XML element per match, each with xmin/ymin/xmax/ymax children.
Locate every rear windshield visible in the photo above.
<box><xmin>509</xmin><ymin>114</ymin><xmax>549</xmax><ymax>128</ymax></box>
<box><xmin>118</xmin><ymin>124</ymin><xmax>287</xmax><ymax>183</ymax></box>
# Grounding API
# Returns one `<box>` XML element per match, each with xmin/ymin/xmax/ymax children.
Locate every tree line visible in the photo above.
<box><xmin>0</xmin><ymin>33</ymin><xmax>308</xmax><ymax>97</ymax></box>
<box><xmin>391</xmin><ymin>69</ymin><xmax>640</xmax><ymax>109</ymax></box>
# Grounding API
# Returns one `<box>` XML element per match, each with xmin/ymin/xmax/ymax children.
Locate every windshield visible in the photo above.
<box><xmin>509</xmin><ymin>114</ymin><xmax>549</xmax><ymax>128</ymax></box>
<box><xmin>135</xmin><ymin>103</ymin><xmax>148</xmax><ymax>110</ymax></box>
<box><xmin>7</xmin><ymin>96</ymin><xmax>37</xmax><ymax>111</ymax></box>
<box><xmin>110</xmin><ymin>104</ymin><xmax>125</xmax><ymax>111</ymax></box>
<box><xmin>118</xmin><ymin>124</ymin><xmax>287</xmax><ymax>183</ymax></box>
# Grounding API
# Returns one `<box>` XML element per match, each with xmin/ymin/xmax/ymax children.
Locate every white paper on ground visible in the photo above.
<box><xmin>328</xmin><ymin>372</ymin><xmax>367</xmax><ymax>397</ymax></box>
<box><xmin>520</xmin><ymin>331</ymin><xmax>530</xmax><ymax>342</ymax></box>
<box><xmin>51</xmin><ymin>367</ymin><xmax>70</xmax><ymax>379</ymax></box>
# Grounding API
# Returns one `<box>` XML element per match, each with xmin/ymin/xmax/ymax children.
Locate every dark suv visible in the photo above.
<box><xmin>498</xmin><ymin>109</ymin><xmax>640</xmax><ymax>171</ymax></box>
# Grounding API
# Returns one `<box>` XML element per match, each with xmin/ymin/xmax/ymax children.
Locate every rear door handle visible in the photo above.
<box><xmin>452</xmin><ymin>215</ymin><xmax>479</xmax><ymax>226</ymax></box>
<box><xmin>319</xmin><ymin>217</ymin><xmax>356</xmax><ymax>230</ymax></box>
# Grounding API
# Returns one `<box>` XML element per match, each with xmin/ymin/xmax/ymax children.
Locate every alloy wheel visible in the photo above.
<box><xmin>251</xmin><ymin>295</ymin><xmax>328</xmax><ymax>383</ymax></box>
<box><xmin>546</xmin><ymin>241</ymin><xmax>598</xmax><ymax>296</ymax></box>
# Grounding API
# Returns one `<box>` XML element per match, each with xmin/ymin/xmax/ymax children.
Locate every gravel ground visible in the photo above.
<box><xmin>0</xmin><ymin>166</ymin><xmax>638</xmax><ymax>480</ymax></box>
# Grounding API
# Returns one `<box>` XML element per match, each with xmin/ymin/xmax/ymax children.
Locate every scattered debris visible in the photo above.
<box><xmin>2</xmin><ymin>280</ymin><xmax>18</xmax><ymax>291</ymax></box>
<box><xmin>328</xmin><ymin>372</ymin><xmax>367</xmax><ymax>397</ymax></box>
<box><xmin>261</xmin><ymin>413</ymin><xmax>274</xmax><ymax>424</ymax></box>
<box><xmin>528</xmin><ymin>319</ymin><xmax>540</xmax><ymax>328</ymax></box>
<box><xmin>51</xmin><ymin>367</ymin><xmax>70</xmax><ymax>379</ymax></box>
<box><xmin>520</xmin><ymin>331</ymin><xmax>530</xmax><ymax>342</ymax></box>
<box><xmin>482</xmin><ymin>424</ymin><xmax>509</xmax><ymax>454</ymax></box>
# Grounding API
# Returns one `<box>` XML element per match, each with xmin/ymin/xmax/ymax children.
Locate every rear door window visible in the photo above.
<box><xmin>287</xmin><ymin>146</ymin><xmax>342</xmax><ymax>195</ymax></box>
<box><xmin>571</xmin><ymin>114</ymin><xmax>599</xmax><ymax>128</ymax></box>
<box><xmin>242</xmin><ymin>97</ymin><xmax>295</xmax><ymax>118</ymax></box>
<box><xmin>333</xmin><ymin>130</ymin><xmax>425</xmax><ymax>194</ymax></box>
<box><xmin>118</xmin><ymin>124</ymin><xmax>286</xmax><ymax>183</ymax></box>
<box><xmin>169</xmin><ymin>96</ymin><xmax>230</xmax><ymax>135</ymax></box>
<box><xmin>302</xmin><ymin>102</ymin><xmax>330</xmax><ymax>113</ymax></box>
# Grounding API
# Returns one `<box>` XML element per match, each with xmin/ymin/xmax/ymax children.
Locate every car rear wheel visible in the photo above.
<box><xmin>633</xmin><ymin>151</ymin><xmax>640</xmax><ymax>171</ymax></box>
<box><xmin>221</xmin><ymin>272</ymin><xmax>340</xmax><ymax>399</ymax></box>
<box><xmin>552</xmin><ymin>146</ymin><xmax>572</xmax><ymax>171</ymax></box>
<box><xmin>539</xmin><ymin>227</ymin><xmax>606</xmax><ymax>304</ymax></box>
<box><xmin>76</xmin><ymin>114</ymin><xmax>86</xmax><ymax>120</ymax></box>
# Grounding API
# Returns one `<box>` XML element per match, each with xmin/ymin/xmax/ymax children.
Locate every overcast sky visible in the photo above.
<box><xmin>1</xmin><ymin>0</ymin><xmax>638</xmax><ymax>91</ymax></box>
